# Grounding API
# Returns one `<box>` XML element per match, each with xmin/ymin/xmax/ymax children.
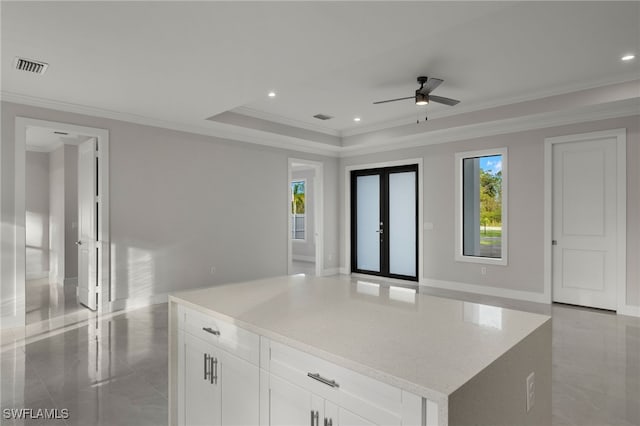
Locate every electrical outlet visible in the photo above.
<box><xmin>526</xmin><ymin>372</ymin><xmax>535</xmax><ymax>412</ymax></box>
<box><xmin>481</xmin><ymin>266</ymin><xmax>487</xmax><ymax>275</ymax></box>
<box><xmin>210</xmin><ymin>266</ymin><xmax>216</xmax><ymax>275</ymax></box>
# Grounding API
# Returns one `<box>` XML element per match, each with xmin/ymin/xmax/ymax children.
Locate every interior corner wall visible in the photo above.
<box><xmin>1</xmin><ymin>101</ymin><xmax>339</xmax><ymax>325</ymax></box>
<box><xmin>292</xmin><ymin>168</ymin><xmax>316</xmax><ymax>261</ymax></box>
<box><xmin>339</xmin><ymin>115</ymin><xmax>640</xmax><ymax>308</ymax></box>
<box><xmin>25</xmin><ymin>151</ymin><xmax>50</xmax><ymax>280</ymax></box>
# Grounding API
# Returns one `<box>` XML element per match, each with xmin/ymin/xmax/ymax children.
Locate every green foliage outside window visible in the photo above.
<box><xmin>291</xmin><ymin>181</ymin><xmax>305</xmax><ymax>214</ymax></box>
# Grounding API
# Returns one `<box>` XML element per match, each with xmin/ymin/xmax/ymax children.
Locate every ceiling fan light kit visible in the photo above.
<box><xmin>415</xmin><ymin>92</ymin><xmax>429</xmax><ymax>105</ymax></box>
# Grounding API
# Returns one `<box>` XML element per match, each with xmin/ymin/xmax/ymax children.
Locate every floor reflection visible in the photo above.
<box><xmin>1</xmin><ymin>287</ymin><xmax>639</xmax><ymax>426</ymax></box>
<box><xmin>1</xmin><ymin>304</ymin><xmax>168</xmax><ymax>426</ymax></box>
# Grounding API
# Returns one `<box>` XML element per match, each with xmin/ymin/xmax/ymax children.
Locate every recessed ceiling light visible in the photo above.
<box><xmin>268</xmin><ymin>91</ymin><xmax>276</xmax><ymax>98</ymax></box>
<box><xmin>621</xmin><ymin>54</ymin><xmax>635</xmax><ymax>61</ymax></box>
<box><xmin>353</xmin><ymin>117</ymin><xmax>361</xmax><ymax>122</ymax></box>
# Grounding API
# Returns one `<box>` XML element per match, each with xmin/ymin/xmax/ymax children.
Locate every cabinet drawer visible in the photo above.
<box><xmin>177</xmin><ymin>304</ymin><xmax>259</xmax><ymax>366</ymax></box>
<box><xmin>269</xmin><ymin>341</ymin><xmax>403</xmax><ymax>425</ymax></box>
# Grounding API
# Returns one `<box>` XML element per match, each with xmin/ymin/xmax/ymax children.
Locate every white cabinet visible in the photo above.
<box><xmin>171</xmin><ymin>303</ymin><xmax>428</xmax><ymax>426</ymax></box>
<box><xmin>268</xmin><ymin>374</ymin><xmax>379</xmax><ymax>426</ymax></box>
<box><xmin>178</xmin><ymin>332</ymin><xmax>221</xmax><ymax>426</ymax></box>
<box><xmin>269</xmin><ymin>374</ymin><xmax>314</xmax><ymax>426</ymax></box>
<box><xmin>264</xmin><ymin>340</ymin><xmax>423</xmax><ymax>426</ymax></box>
<box><xmin>176</xmin><ymin>305</ymin><xmax>259</xmax><ymax>426</ymax></box>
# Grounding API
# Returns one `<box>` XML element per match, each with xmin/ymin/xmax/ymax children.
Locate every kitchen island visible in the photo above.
<box><xmin>168</xmin><ymin>275</ymin><xmax>551</xmax><ymax>426</ymax></box>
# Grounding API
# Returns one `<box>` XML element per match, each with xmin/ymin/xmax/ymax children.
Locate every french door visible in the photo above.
<box><xmin>351</xmin><ymin>164</ymin><xmax>418</xmax><ymax>281</ymax></box>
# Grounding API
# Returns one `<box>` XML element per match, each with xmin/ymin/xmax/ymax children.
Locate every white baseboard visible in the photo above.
<box><xmin>292</xmin><ymin>255</ymin><xmax>316</xmax><ymax>263</ymax></box>
<box><xmin>322</xmin><ymin>268</ymin><xmax>339</xmax><ymax>276</ymax></box>
<box><xmin>421</xmin><ymin>278</ymin><xmax>550</xmax><ymax>304</ymax></box>
<box><xmin>339</xmin><ymin>267</ymin><xmax>350</xmax><ymax>275</ymax></box>
<box><xmin>618</xmin><ymin>304</ymin><xmax>640</xmax><ymax>318</ymax></box>
<box><xmin>26</xmin><ymin>271</ymin><xmax>48</xmax><ymax>280</ymax></box>
<box><xmin>64</xmin><ymin>277</ymin><xmax>78</xmax><ymax>287</ymax></box>
<box><xmin>108</xmin><ymin>292</ymin><xmax>169</xmax><ymax>312</ymax></box>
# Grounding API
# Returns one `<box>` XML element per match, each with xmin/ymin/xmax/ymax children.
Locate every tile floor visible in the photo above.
<box><xmin>1</xmin><ymin>278</ymin><xmax>639</xmax><ymax>426</ymax></box>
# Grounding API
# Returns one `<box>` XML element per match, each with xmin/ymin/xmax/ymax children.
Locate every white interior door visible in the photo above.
<box><xmin>77</xmin><ymin>137</ymin><xmax>98</xmax><ymax>310</ymax></box>
<box><xmin>552</xmin><ymin>137</ymin><xmax>618</xmax><ymax>310</ymax></box>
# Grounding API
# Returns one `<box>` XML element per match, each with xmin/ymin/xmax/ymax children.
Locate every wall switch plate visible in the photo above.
<box><xmin>526</xmin><ymin>372</ymin><xmax>535</xmax><ymax>412</ymax></box>
<box><xmin>481</xmin><ymin>267</ymin><xmax>487</xmax><ymax>275</ymax></box>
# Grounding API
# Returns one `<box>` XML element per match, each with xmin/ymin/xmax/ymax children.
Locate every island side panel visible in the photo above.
<box><xmin>168</xmin><ymin>299</ymin><xmax>179</xmax><ymax>426</ymax></box>
<box><xmin>447</xmin><ymin>319</ymin><xmax>552</xmax><ymax>426</ymax></box>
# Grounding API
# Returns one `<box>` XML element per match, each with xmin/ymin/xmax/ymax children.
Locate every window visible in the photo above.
<box><xmin>455</xmin><ymin>148</ymin><xmax>507</xmax><ymax>265</ymax></box>
<box><xmin>291</xmin><ymin>180</ymin><xmax>306</xmax><ymax>240</ymax></box>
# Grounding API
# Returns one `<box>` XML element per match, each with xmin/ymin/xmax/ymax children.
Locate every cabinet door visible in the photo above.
<box><xmin>179</xmin><ymin>332</ymin><xmax>221</xmax><ymax>426</ymax></box>
<box><xmin>220</xmin><ymin>350</ymin><xmax>260</xmax><ymax>425</ymax></box>
<box><xmin>337</xmin><ymin>406</ymin><xmax>378</xmax><ymax>426</ymax></box>
<box><xmin>270</xmin><ymin>374</ymin><xmax>318</xmax><ymax>426</ymax></box>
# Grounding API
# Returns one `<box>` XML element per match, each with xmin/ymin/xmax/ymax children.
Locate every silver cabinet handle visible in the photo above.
<box><xmin>202</xmin><ymin>327</ymin><xmax>220</xmax><ymax>336</ymax></box>
<box><xmin>210</xmin><ymin>356</ymin><xmax>218</xmax><ymax>385</ymax></box>
<box><xmin>203</xmin><ymin>353</ymin><xmax>210</xmax><ymax>381</ymax></box>
<box><xmin>307</xmin><ymin>372</ymin><xmax>339</xmax><ymax>388</ymax></box>
<box><xmin>310</xmin><ymin>410</ymin><xmax>319</xmax><ymax>426</ymax></box>
<box><xmin>324</xmin><ymin>418</ymin><xmax>332</xmax><ymax>426</ymax></box>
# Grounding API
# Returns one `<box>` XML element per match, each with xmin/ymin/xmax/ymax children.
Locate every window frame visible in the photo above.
<box><xmin>454</xmin><ymin>147</ymin><xmax>508</xmax><ymax>266</ymax></box>
<box><xmin>291</xmin><ymin>178</ymin><xmax>307</xmax><ymax>242</ymax></box>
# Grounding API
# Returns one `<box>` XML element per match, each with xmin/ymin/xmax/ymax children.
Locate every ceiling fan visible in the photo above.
<box><xmin>373</xmin><ymin>76</ymin><xmax>460</xmax><ymax>107</ymax></box>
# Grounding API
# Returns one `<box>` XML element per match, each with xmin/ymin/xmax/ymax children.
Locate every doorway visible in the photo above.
<box><xmin>16</xmin><ymin>117</ymin><xmax>110</xmax><ymax>327</ymax></box>
<box><xmin>350</xmin><ymin>164</ymin><xmax>419</xmax><ymax>281</ymax></box>
<box><xmin>287</xmin><ymin>159</ymin><xmax>324</xmax><ymax>276</ymax></box>
<box><xmin>545</xmin><ymin>129</ymin><xmax>626</xmax><ymax>311</ymax></box>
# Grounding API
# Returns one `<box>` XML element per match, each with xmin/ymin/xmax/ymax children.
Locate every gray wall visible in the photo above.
<box><xmin>49</xmin><ymin>146</ymin><xmax>65</xmax><ymax>284</ymax></box>
<box><xmin>292</xmin><ymin>168</ymin><xmax>316</xmax><ymax>261</ymax></box>
<box><xmin>1</xmin><ymin>101</ymin><xmax>340</xmax><ymax>325</ymax></box>
<box><xmin>25</xmin><ymin>151</ymin><xmax>49</xmax><ymax>280</ymax></box>
<box><xmin>340</xmin><ymin>115</ymin><xmax>640</xmax><ymax>307</ymax></box>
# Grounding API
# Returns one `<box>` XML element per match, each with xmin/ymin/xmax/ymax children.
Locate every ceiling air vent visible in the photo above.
<box><xmin>313</xmin><ymin>114</ymin><xmax>333</xmax><ymax>121</ymax></box>
<box><xmin>14</xmin><ymin>57</ymin><xmax>49</xmax><ymax>75</ymax></box>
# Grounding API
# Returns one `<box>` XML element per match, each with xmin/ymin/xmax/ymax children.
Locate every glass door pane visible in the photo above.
<box><xmin>388</xmin><ymin>171</ymin><xmax>416</xmax><ymax>276</ymax></box>
<box><xmin>356</xmin><ymin>175</ymin><xmax>380</xmax><ymax>272</ymax></box>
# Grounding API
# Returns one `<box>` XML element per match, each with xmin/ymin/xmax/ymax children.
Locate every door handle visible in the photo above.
<box><xmin>202</xmin><ymin>327</ymin><xmax>220</xmax><ymax>336</ymax></box>
<box><xmin>307</xmin><ymin>372</ymin><xmax>339</xmax><ymax>388</ymax></box>
<box><xmin>204</xmin><ymin>353</ymin><xmax>210</xmax><ymax>381</ymax></box>
<box><xmin>310</xmin><ymin>410</ymin><xmax>319</xmax><ymax>426</ymax></box>
<box><xmin>75</xmin><ymin>240</ymin><xmax>82</xmax><ymax>245</ymax></box>
<box><xmin>375</xmin><ymin>229</ymin><xmax>383</xmax><ymax>234</ymax></box>
<box><xmin>210</xmin><ymin>356</ymin><xmax>218</xmax><ymax>384</ymax></box>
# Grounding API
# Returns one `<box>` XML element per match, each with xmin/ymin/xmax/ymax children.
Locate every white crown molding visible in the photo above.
<box><xmin>3</xmin><ymin>91</ymin><xmax>638</xmax><ymax>160</ymax></box>
<box><xmin>233</xmin><ymin>106</ymin><xmax>341</xmax><ymax>137</ymax></box>
<box><xmin>342</xmin><ymin>74</ymin><xmax>640</xmax><ymax>138</ymax></box>
<box><xmin>1</xmin><ymin>91</ymin><xmax>342</xmax><ymax>158</ymax></box>
<box><xmin>340</xmin><ymin>98</ymin><xmax>640</xmax><ymax>157</ymax></box>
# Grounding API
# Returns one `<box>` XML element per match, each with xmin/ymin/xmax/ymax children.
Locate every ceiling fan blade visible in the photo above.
<box><xmin>421</xmin><ymin>78</ymin><xmax>443</xmax><ymax>94</ymax></box>
<box><xmin>373</xmin><ymin>96</ymin><xmax>414</xmax><ymax>104</ymax></box>
<box><xmin>429</xmin><ymin>95</ymin><xmax>460</xmax><ymax>106</ymax></box>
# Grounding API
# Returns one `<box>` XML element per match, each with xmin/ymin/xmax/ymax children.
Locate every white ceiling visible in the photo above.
<box><xmin>2</xmin><ymin>2</ymin><xmax>639</xmax><ymax>140</ymax></box>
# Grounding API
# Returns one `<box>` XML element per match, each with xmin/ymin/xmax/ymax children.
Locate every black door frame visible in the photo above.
<box><xmin>350</xmin><ymin>164</ymin><xmax>419</xmax><ymax>281</ymax></box>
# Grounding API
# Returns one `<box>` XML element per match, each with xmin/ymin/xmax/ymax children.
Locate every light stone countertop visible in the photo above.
<box><xmin>169</xmin><ymin>275</ymin><xmax>550</xmax><ymax>403</ymax></box>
